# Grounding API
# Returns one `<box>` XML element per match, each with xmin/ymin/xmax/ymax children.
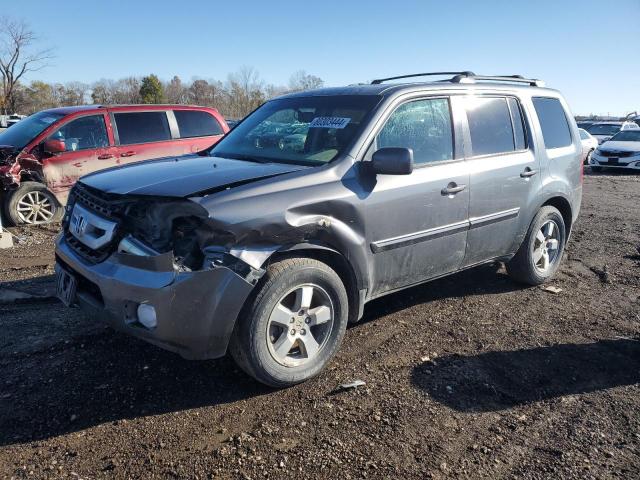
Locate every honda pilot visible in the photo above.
<box><xmin>55</xmin><ymin>72</ymin><xmax>582</xmax><ymax>387</ymax></box>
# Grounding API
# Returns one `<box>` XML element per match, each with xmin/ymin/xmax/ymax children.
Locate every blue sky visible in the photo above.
<box><xmin>3</xmin><ymin>0</ymin><xmax>639</xmax><ymax>116</ymax></box>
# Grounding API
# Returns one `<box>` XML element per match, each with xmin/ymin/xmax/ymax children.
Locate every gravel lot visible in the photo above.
<box><xmin>0</xmin><ymin>173</ymin><xmax>639</xmax><ymax>479</ymax></box>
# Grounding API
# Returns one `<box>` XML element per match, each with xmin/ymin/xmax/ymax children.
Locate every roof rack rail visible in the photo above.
<box><xmin>371</xmin><ymin>71</ymin><xmax>545</xmax><ymax>87</ymax></box>
<box><xmin>451</xmin><ymin>74</ymin><xmax>545</xmax><ymax>87</ymax></box>
<box><xmin>371</xmin><ymin>71</ymin><xmax>476</xmax><ymax>84</ymax></box>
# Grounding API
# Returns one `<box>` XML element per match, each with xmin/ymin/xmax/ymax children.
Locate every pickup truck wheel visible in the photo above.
<box><xmin>230</xmin><ymin>258</ymin><xmax>348</xmax><ymax>388</ymax></box>
<box><xmin>4</xmin><ymin>182</ymin><xmax>64</xmax><ymax>225</ymax></box>
<box><xmin>506</xmin><ymin>206</ymin><xmax>566</xmax><ymax>285</ymax></box>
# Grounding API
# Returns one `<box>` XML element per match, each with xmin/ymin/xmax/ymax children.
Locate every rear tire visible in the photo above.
<box><xmin>584</xmin><ymin>149</ymin><xmax>593</xmax><ymax>165</ymax></box>
<box><xmin>3</xmin><ymin>182</ymin><xmax>63</xmax><ymax>226</ymax></box>
<box><xmin>229</xmin><ymin>258</ymin><xmax>349</xmax><ymax>388</ymax></box>
<box><xmin>506</xmin><ymin>206</ymin><xmax>566</xmax><ymax>285</ymax></box>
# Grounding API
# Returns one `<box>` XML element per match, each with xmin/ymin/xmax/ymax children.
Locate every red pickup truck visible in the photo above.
<box><xmin>0</xmin><ymin>105</ymin><xmax>228</xmax><ymax>224</ymax></box>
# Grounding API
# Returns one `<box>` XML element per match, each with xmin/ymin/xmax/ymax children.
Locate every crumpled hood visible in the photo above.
<box><xmin>79</xmin><ymin>155</ymin><xmax>309</xmax><ymax>197</ymax></box>
<box><xmin>599</xmin><ymin>140</ymin><xmax>640</xmax><ymax>153</ymax></box>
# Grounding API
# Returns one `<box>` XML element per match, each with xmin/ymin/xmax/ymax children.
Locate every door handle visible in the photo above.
<box><xmin>441</xmin><ymin>183</ymin><xmax>467</xmax><ymax>196</ymax></box>
<box><xmin>520</xmin><ymin>168</ymin><xmax>538</xmax><ymax>178</ymax></box>
<box><xmin>97</xmin><ymin>154</ymin><xmax>113</xmax><ymax>160</ymax></box>
<box><xmin>121</xmin><ymin>151</ymin><xmax>136</xmax><ymax>157</ymax></box>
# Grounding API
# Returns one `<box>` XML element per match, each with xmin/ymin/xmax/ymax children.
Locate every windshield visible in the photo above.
<box><xmin>587</xmin><ymin>124</ymin><xmax>621</xmax><ymax>135</ymax></box>
<box><xmin>579</xmin><ymin>129</ymin><xmax>590</xmax><ymax>140</ymax></box>
<box><xmin>211</xmin><ymin>95</ymin><xmax>381</xmax><ymax>165</ymax></box>
<box><xmin>609</xmin><ymin>130</ymin><xmax>640</xmax><ymax>142</ymax></box>
<box><xmin>0</xmin><ymin>111</ymin><xmax>65</xmax><ymax>149</ymax></box>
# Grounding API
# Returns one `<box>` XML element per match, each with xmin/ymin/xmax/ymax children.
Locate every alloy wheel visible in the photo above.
<box><xmin>16</xmin><ymin>191</ymin><xmax>56</xmax><ymax>224</ymax></box>
<box><xmin>533</xmin><ymin>220</ymin><xmax>561</xmax><ymax>273</ymax></box>
<box><xmin>266</xmin><ymin>284</ymin><xmax>334</xmax><ymax>367</ymax></box>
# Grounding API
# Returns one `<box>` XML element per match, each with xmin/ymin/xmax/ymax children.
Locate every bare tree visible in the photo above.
<box><xmin>288</xmin><ymin>70</ymin><xmax>324</xmax><ymax>92</ymax></box>
<box><xmin>0</xmin><ymin>17</ymin><xmax>54</xmax><ymax>114</ymax></box>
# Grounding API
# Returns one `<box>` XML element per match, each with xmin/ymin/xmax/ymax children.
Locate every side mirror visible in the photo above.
<box><xmin>371</xmin><ymin>147</ymin><xmax>413</xmax><ymax>175</ymax></box>
<box><xmin>43</xmin><ymin>138</ymin><xmax>66</xmax><ymax>154</ymax></box>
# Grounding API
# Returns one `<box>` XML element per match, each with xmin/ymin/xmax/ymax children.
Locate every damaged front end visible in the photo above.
<box><xmin>0</xmin><ymin>146</ymin><xmax>23</xmax><ymax>189</ymax></box>
<box><xmin>56</xmin><ymin>182</ymin><xmax>268</xmax><ymax>359</ymax></box>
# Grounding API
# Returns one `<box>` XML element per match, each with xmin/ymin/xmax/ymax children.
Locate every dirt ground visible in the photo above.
<box><xmin>0</xmin><ymin>172</ymin><xmax>639</xmax><ymax>479</ymax></box>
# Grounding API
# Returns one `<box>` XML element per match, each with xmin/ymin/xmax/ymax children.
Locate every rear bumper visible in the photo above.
<box><xmin>55</xmin><ymin>234</ymin><xmax>255</xmax><ymax>360</ymax></box>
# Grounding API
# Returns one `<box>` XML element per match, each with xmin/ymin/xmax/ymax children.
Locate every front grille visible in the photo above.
<box><xmin>71</xmin><ymin>183</ymin><xmax>126</xmax><ymax>219</ymax></box>
<box><xmin>64</xmin><ymin>230</ymin><xmax>114</xmax><ymax>263</ymax></box>
<box><xmin>600</xmin><ymin>150</ymin><xmax>634</xmax><ymax>158</ymax></box>
<box><xmin>63</xmin><ymin>183</ymin><xmax>129</xmax><ymax>264</ymax></box>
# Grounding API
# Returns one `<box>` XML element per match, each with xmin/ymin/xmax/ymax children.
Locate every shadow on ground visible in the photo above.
<box><xmin>411</xmin><ymin>338</ymin><xmax>640</xmax><ymax>412</ymax></box>
<box><xmin>0</xmin><ymin>263</ymin><xmax>526</xmax><ymax>446</ymax></box>
<box><xmin>359</xmin><ymin>262</ymin><xmax>520</xmax><ymax>324</ymax></box>
<box><xmin>0</xmin><ymin>317</ymin><xmax>271</xmax><ymax>447</ymax></box>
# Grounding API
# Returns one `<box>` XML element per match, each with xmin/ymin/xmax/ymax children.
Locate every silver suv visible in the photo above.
<box><xmin>55</xmin><ymin>72</ymin><xmax>583</xmax><ymax>387</ymax></box>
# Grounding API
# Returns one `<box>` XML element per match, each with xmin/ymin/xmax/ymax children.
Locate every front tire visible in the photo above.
<box><xmin>3</xmin><ymin>182</ymin><xmax>63</xmax><ymax>225</ymax></box>
<box><xmin>230</xmin><ymin>258</ymin><xmax>349</xmax><ymax>387</ymax></box>
<box><xmin>506</xmin><ymin>206</ymin><xmax>566</xmax><ymax>285</ymax></box>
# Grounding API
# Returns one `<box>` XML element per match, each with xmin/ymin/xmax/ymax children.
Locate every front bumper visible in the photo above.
<box><xmin>55</xmin><ymin>234</ymin><xmax>255</xmax><ymax>360</ymax></box>
<box><xmin>590</xmin><ymin>153</ymin><xmax>640</xmax><ymax>170</ymax></box>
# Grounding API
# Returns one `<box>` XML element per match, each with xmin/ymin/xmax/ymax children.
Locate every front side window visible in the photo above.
<box><xmin>0</xmin><ymin>111</ymin><xmax>65</xmax><ymax>149</ymax></box>
<box><xmin>49</xmin><ymin>115</ymin><xmax>109</xmax><ymax>152</ymax></box>
<box><xmin>376</xmin><ymin>98</ymin><xmax>453</xmax><ymax>164</ymax></box>
<box><xmin>174</xmin><ymin>110</ymin><xmax>224</xmax><ymax>138</ymax></box>
<box><xmin>465</xmin><ymin>97</ymin><xmax>515</xmax><ymax>156</ymax></box>
<box><xmin>114</xmin><ymin>111</ymin><xmax>171</xmax><ymax>145</ymax></box>
<box><xmin>211</xmin><ymin>95</ymin><xmax>380</xmax><ymax>165</ymax></box>
<box><xmin>533</xmin><ymin>97</ymin><xmax>572</xmax><ymax>149</ymax></box>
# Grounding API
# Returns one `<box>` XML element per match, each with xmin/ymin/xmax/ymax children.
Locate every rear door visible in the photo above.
<box><xmin>111</xmin><ymin>110</ymin><xmax>184</xmax><ymax>163</ymax></box>
<box><xmin>171</xmin><ymin>109</ymin><xmax>226</xmax><ymax>154</ymax></box>
<box><xmin>364</xmin><ymin>96</ymin><xmax>470</xmax><ymax>296</ymax></box>
<box><xmin>461</xmin><ymin>95</ymin><xmax>541</xmax><ymax>267</ymax></box>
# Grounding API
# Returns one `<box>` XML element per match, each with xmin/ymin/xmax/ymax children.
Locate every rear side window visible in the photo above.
<box><xmin>465</xmin><ymin>97</ymin><xmax>514</xmax><ymax>156</ymax></box>
<box><xmin>532</xmin><ymin>97</ymin><xmax>572</xmax><ymax>149</ymax></box>
<box><xmin>114</xmin><ymin>111</ymin><xmax>171</xmax><ymax>145</ymax></box>
<box><xmin>376</xmin><ymin>98</ymin><xmax>453</xmax><ymax>165</ymax></box>
<box><xmin>507</xmin><ymin>97</ymin><xmax>527</xmax><ymax>150</ymax></box>
<box><xmin>174</xmin><ymin>110</ymin><xmax>224</xmax><ymax>138</ymax></box>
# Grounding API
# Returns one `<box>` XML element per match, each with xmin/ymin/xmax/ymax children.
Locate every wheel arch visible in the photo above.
<box><xmin>540</xmin><ymin>195</ymin><xmax>573</xmax><ymax>236</ymax></box>
<box><xmin>267</xmin><ymin>243</ymin><xmax>365</xmax><ymax>324</ymax></box>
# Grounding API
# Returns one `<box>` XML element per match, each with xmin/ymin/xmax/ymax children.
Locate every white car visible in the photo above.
<box><xmin>586</xmin><ymin>121</ymin><xmax>640</xmax><ymax>144</ymax></box>
<box><xmin>589</xmin><ymin>130</ymin><xmax>640</xmax><ymax>172</ymax></box>
<box><xmin>578</xmin><ymin>128</ymin><xmax>598</xmax><ymax>164</ymax></box>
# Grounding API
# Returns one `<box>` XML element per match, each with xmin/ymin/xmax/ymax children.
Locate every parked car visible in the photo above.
<box><xmin>586</xmin><ymin>121</ymin><xmax>640</xmax><ymax>144</ymax></box>
<box><xmin>589</xmin><ymin>129</ymin><xmax>640</xmax><ymax>172</ymax></box>
<box><xmin>576</xmin><ymin>120</ymin><xmax>596</xmax><ymax>130</ymax></box>
<box><xmin>55</xmin><ymin>72</ymin><xmax>582</xmax><ymax>387</ymax></box>
<box><xmin>6</xmin><ymin>114</ymin><xmax>27</xmax><ymax>127</ymax></box>
<box><xmin>578</xmin><ymin>128</ymin><xmax>598</xmax><ymax>164</ymax></box>
<box><xmin>0</xmin><ymin>105</ymin><xmax>228</xmax><ymax>225</ymax></box>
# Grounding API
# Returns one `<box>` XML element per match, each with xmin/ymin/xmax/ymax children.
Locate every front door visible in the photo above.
<box><xmin>364</xmin><ymin>97</ymin><xmax>470</xmax><ymax>296</ymax></box>
<box><xmin>41</xmin><ymin>113</ymin><xmax>117</xmax><ymax>204</ymax></box>
<box><xmin>461</xmin><ymin>95</ymin><xmax>541</xmax><ymax>267</ymax></box>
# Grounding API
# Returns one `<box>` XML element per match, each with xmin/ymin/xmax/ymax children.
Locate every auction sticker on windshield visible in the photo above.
<box><xmin>309</xmin><ymin>117</ymin><xmax>351</xmax><ymax>129</ymax></box>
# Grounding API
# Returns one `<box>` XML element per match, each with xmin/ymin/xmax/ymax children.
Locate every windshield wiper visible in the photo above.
<box><xmin>212</xmin><ymin>153</ymin><xmax>272</xmax><ymax>164</ymax></box>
